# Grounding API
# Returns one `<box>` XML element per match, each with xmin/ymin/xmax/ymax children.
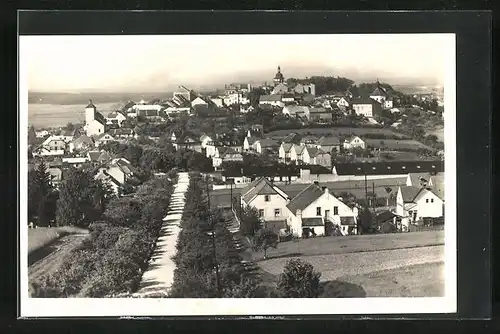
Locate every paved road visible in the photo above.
<box><xmin>258</xmin><ymin>245</ymin><xmax>444</xmax><ymax>282</ymax></box>
<box><xmin>134</xmin><ymin>172</ymin><xmax>190</xmax><ymax>297</ymax></box>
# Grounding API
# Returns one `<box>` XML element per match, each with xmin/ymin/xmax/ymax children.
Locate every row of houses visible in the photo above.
<box><xmin>240</xmin><ymin>170</ymin><xmax>444</xmax><ymax>237</ymax></box>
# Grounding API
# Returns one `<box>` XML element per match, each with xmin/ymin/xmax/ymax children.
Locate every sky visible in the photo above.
<box><xmin>20</xmin><ymin>34</ymin><xmax>454</xmax><ymax>93</ymax></box>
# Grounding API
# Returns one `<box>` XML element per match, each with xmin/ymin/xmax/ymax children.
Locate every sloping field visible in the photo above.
<box><xmin>251</xmin><ymin>230</ymin><xmax>444</xmax><ymax>261</ymax></box>
<box><xmin>337</xmin><ymin>261</ymin><xmax>445</xmax><ymax>297</ymax></box>
<box><xmin>365</xmin><ymin>139</ymin><xmax>432</xmax><ymax>151</ymax></box>
<box><xmin>258</xmin><ymin>245</ymin><xmax>444</xmax><ymax>283</ymax></box>
<box><xmin>28</xmin><ymin>226</ymin><xmax>89</xmax><ymax>254</ymax></box>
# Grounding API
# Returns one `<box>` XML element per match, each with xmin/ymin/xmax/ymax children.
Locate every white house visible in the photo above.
<box><xmin>291</xmin><ymin>144</ymin><xmax>311</xmax><ymax>164</ymax></box>
<box><xmin>105</xmin><ymin>158</ymin><xmax>136</xmax><ymax>185</ymax></box>
<box><xmin>212</xmin><ymin>147</ymin><xmax>244</xmax><ymax>169</ymax></box>
<box><xmin>395</xmin><ymin>186</ymin><xmax>444</xmax><ymax>225</ymax></box>
<box><xmin>286</xmin><ymin>183</ymin><xmax>357</xmax><ymax>237</ymax></box>
<box><xmin>93</xmin><ymin>133</ymin><xmax>115</xmax><ymax>148</ymax></box>
<box><xmin>343</xmin><ymin>136</ymin><xmax>366</xmax><ymax>150</ymax></box>
<box><xmin>40</xmin><ymin>135</ymin><xmax>69</xmax><ymax>153</ymax></box>
<box><xmin>62</xmin><ymin>156</ymin><xmax>90</xmax><ymax>168</ymax></box>
<box><xmin>254</xmin><ymin>139</ymin><xmax>280</xmax><ymax>154</ymax></box>
<box><xmin>191</xmin><ymin>97</ymin><xmax>209</xmax><ymax>107</ymax></box>
<box><xmin>243</xmin><ymin>136</ymin><xmax>258</xmax><ymax>151</ymax></box>
<box><xmin>200</xmin><ymin>134</ymin><xmax>213</xmax><ymax>150</ymax></box>
<box><xmin>282</xmin><ymin>105</ymin><xmax>310</xmax><ymax>119</ymax></box>
<box><xmin>279</xmin><ymin>143</ymin><xmax>295</xmax><ymax>163</ymax></box>
<box><xmin>351</xmin><ymin>97</ymin><xmax>382</xmax><ymax>118</ymax></box>
<box><xmin>241</xmin><ymin>177</ymin><xmax>291</xmax><ymax>223</ymax></box>
<box><xmin>106</xmin><ymin>110</ymin><xmax>127</xmax><ymax>127</ymax></box>
<box><xmin>84</xmin><ymin>100</ymin><xmax>106</xmax><ymax>136</ymax></box>
<box><xmin>336</xmin><ymin>97</ymin><xmax>350</xmax><ymax>108</ymax></box>
<box><xmin>210</xmin><ymin>98</ymin><xmax>225</xmax><ymax>108</ymax></box>
<box><xmin>94</xmin><ymin>169</ymin><xmax>121</xmax><ymax>195</ymax></box>
<box><xmin>35</xmin><ymin>130</ymin><xmax>50</xmax><ymax>138</ymax></box>
<box><xmin>69</xmin><ymin>134</ymin><xmax>95</xmax><ymax>153</ymax></box>
<box><xmin>259</xmin><ymin>95</ymin><xmax>284</xmax><ymax>108</ymax></box>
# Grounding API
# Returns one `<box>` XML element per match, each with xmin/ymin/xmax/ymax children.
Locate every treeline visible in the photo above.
<box><xmin>30</xmin><ymin>170</ymin><xmax>177</xmax><ymax>297</ymax></box>
<box><xmin>101</xmin><ymin>140</ymin><xmax>213</xmax><ymax>173</ymax></box>
<box><xmin>169</xmin><ymin>173</ymin><xmax>258</xmax><ymax>297</ymax></box>
<box><xmin>286</xmin><ymin>76</ymin><xmax>354</xmax><ymax>96</ymax></box>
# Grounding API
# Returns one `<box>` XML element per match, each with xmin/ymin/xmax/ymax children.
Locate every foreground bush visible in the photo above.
<box><xmin>30</xmin><ymin>174</ymin><xmax>176</xmax><ymax>298</ymax></box>
<box><xmin>277</xmin><ymin>258</ymin><xmax>322</xmax><ymax>298</ymax></box>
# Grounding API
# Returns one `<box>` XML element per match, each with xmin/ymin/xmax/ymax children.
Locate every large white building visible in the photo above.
<box><xmin>84</xmin><ymin>100</ymin><xmax>106</xmax><ymax>136</ymax></box>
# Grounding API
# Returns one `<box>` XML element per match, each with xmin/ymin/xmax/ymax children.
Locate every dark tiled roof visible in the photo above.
<box><xmin>265</xmin><ymin>220</ymin><xmax>287</xmax><ymax>231</ymax></box>
<box><xmin>287</xmin><ymin>183</ymin><xmax>324</xmax><ymax>214</ymax></box>
<box><xmin>316</xmin><ymin>136</ymin><xmax>340</xmax><ymax>146</ymax></box>
<box><xmin>351</xmin><ymin>96</ymin><xmax>378</xmax><ymax>105</ymax></box>
<box><xmin>282</xmin><ymin>132</ymin><xmax>302</xmax><ymax>144</ymax></box>
<box><xmin>375</xmin><ymin>210</ymin><xmax>397</xmax><ymax>223</ymax></box>
<box><xmin>72</xmin><ymin>134</ymin><xmax>94</xmax><ymax>146</ymax></box>
<box><xmin>301</xmin><ymin>217</ymin><xmax>324</xmax><ymax>227</ymax></box>
<box><xmin>371</xmin><ymin>86</ymin><xmax>388</xmax><ymax>97</ymax></box>
<box><xmin>258</xmin><ymin>139</ymin><xmax>280</xmax><ymax>148</ymax></box>
<box><xmin>399</xmin><ymin>186</ymin><xmax>423</xmax><ymax>202</ymax></box>
<box><xmin>241</xmin><ymin>177</ymin><xmax>288</xmax><ymax>204</ymax></box>
<box><xmin>334</xmin><ymin>161</ymin><xmax>444</xmax><ymax>176</ymax></box>
<box><xmin>280</xmin><ymin>143</ymin><xmax>294</xmax><ymax>153</ymax></box>
<box><xmin>86</xmin><ymin>100</ymin><xmax>96</xmax><ymax>109</ymax></box>
<box><xmin>88</xmin><ymin>151</ymin><xmax>101</xmax><ymax>161</ymax></box>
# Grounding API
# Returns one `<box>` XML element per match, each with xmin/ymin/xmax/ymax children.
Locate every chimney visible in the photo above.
<box><xmin>296</xmin><ymin>209</ymin><xmax>302</xmax><ymax>219</ymax></box>
<box><xmin>314</xmin><ymin>181</ymin><xmax>319</xmax><ymax>186</ymax></box>
<box><xmin>322</xmin><ymin>186</ymin><xmax>329</xmax><ymax>194</ymax></box>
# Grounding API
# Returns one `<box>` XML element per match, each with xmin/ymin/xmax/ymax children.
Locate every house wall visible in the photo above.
<box><xmin>206</xmin><ymin>144</ymin><xmax>217</xmax><ymax>158</ymax></box>
<box><xmin>303</xmin><ymin>192</ymin><xmax>355</xmax><ymax>226</ymax></box>
<box><xmin>316</xmin><ymin>153</ymin><xmax>332</xmax><ymax>167</ymax></box>
<box><xmin>87</xmin><ymin>120</ymin><xmax>105</xmax><ymax>136</ymax></box>
<box><xmin>414</xmin><ymin>190</ymin><xmax>444</xmax><ymax>219</ymax></box>
<box><xmin>246</xmin><ymin>194</ymin><xmax>290</xmax><ymax>222</ymax></box>
<box><xmin>45</xmin><ymin>139</ymin><xmax>67</xmax><ymax>151</ymax></box>
<box><xmin>353</xmin><ymin>104</ymin><xmax>373</xmax><ymax>117</ymax></box>
<box><xmin>395</xmin><ymin>190</ymin><xmax>405</xmax><ymax>216</ymax></box>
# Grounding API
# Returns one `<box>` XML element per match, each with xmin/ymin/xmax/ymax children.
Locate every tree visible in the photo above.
<box><xmin>28</xmin><ymin>126</ymin><xmax>37</xmax><ymax>146</ymax></box>
<box><xmin>251</xmin><ymin>227</ymin><xmax>279</xmax><ymax>259</ymax></box>
<box><xmin>240</xmin><ymin>206</ymin><xmax>261</xmax><ymax>236</ymax></box>
<box><xmin>28</xmin><ymin>162</ymin><xmax>56</xmax><ymax>225</ymax></box>
<box><xmin>65</xmin><ymin>122</ymin><xmax>75</xmax><ymax>132</ymax></box>
<box><xmin>277</xmin><ymin>258</ymin><xmax>321</xmax><ymax>298</ymax></box>
<box><xmin>358</xmin><ymin>206</ymin><xmax>374</xmax><ymax>234</ymax></box>
<box><xmin>56</xmin><ymin>169</ymin><xmax>103</xmax><ymax>227</ymax></box>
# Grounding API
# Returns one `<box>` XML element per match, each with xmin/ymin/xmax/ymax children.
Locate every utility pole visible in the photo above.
<box><xmin>205</xmin><ymin>176</ymin><xmax>221</xmax><ymax>297</ymax></box>
<box><xmin>372</xmin><ymin>182</ymin><xmax>376</xmax><ymax>212</ymax></box>
<box><xmin>230</xmin><ymin>180</ymin><xmax>233</xmax><ymax>211</ymax></box>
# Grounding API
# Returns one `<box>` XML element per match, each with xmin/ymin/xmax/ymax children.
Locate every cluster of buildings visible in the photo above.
<box><xmin>238</xmin><ymin>163</ymin><xmax>445</xmax><ymax>237</ymax></box>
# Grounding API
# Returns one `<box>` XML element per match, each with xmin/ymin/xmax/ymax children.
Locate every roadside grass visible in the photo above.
<box><xmin>337</xmin><ymin>261</ymin><xmax>445</xmax><ymax>297</ymax></box>
<box><xmin>250</xmin><ymin>230</ymin><xmax>444</xmax><ymax>262</ymax></box>
<box><xmin>28</xmin><ymin>226</ymin><xmax>89</xmax><ymax>254</ymax></box>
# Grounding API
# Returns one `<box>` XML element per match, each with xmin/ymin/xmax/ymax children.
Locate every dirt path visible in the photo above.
<box><xmin>28</xmin><ymin>234</ymin><xmax>88</xmax><ymax>283</ymax></box>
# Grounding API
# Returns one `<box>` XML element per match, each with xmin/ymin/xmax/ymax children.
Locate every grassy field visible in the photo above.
<box><xmin>247</xmin><ymin>230</ymin><xmax>444</xmax><ymax>261</ymax></box>
<box><xmin>337</xmin><ymin>261</ymin><xmax>445</xmax><ymax>297</ymax></box>
<box><xmin>28</xmin><ymin>226</ymin><xmax>89</xmax><ymax>254</ymax></box>
<box><xmin>266</xmin><ymin>127</ymin><xmax>408</xmax><ymax>139</ymax></box>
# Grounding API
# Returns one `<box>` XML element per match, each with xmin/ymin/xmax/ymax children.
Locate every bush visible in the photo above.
<box><xmin>277</xmin><ymin>258</ymin><xmax>322</xmax><ymax>298</ymax></box>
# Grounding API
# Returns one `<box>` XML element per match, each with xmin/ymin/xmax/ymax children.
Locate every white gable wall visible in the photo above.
<box><xmin>246</xmin><ymin>193</ymin><xmax>291</xmax><ymax>222</ymax></box>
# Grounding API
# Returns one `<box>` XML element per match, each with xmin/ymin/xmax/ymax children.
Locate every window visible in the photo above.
<box><xmin>426</xmin><ymin>199</ymin><xmax>429</xmax><ymax>203</ymax></box>
<box><xmin>264</xmin><ymin>195</ymin><xmax>270</xmax><ymax>202</ymax></box>
<box><xmin>316</xmin><ymin>207</ymin><xmax>321</xmax><ymax>216</ymax></box>
<box><xmin>274</xmin><ymin>209</ymin><xmax>281</xmax><ymax>217</ymax></box>
<box><xmin>258</xmin><ymin>209</ymin><xmax>264</xmax><ymax>217</ymax></box>
<box><xmin>431</xmin><ymin>199</ymin><xmax>434</xmax><ymax>203</ymax></box>
<box><xmin>334</xmin><ymin>206</ymin><xmax>339</xmax><ymax>215</ymax></box>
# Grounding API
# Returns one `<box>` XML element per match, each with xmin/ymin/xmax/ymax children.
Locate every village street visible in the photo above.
<box><xmin>134</xmin><ymin>172</ymin><xmax>190</xmax><ymax>297</ymax></box>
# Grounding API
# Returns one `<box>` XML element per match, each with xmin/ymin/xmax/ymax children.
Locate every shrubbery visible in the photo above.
<box><xmin>30</xmin><ymin>173</ymin><xmax>177</xmax><ymax>297</ymax></box>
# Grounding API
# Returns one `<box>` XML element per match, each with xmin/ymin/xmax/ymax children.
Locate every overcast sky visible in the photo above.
<box><xmin>20</xmin><ymin>34</ymin><xmax>454</xmax><ymax>92</ymax></box>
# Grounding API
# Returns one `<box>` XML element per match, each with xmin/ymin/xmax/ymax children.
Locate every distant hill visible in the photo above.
<box><xmin>28</xmin><ymin>92</ymin><xmax>174</xmax><ymax>105</ymax></box>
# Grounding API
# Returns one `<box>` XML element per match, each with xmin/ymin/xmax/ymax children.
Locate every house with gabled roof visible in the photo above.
<box><xmin>104</xmin><ymin>157</ymin><xmax>137</xmax><ymax>185</ymax></box>
<box><xmin>241</xmin><ymin>177</ymin><xmax>291</xmax><ymax>224</ymax></box>
<box><xmin>307</xmin><ymin>147</ymin><xmax>331</xmax><ymax>168</ymax></box>
<box><xmin>279</xmin><ymin>143</ymin><xmax>295</xmax><ymax>163</ymax></box>
<box><xmin>259</xmin><ymin>95</ymin><xmax>284</xmax><ymax>108</ymax></box>
<box><xmin>106</xmin><ymin>110</ymin><xmax>127</xmax><ymax>127</ymax></box>
<box><xmin>290</xmin><ymin>144</ymin><xmax>310</xmax><ymax>164</ymax></box>
<box><xmin>286</xmin><ymin>182</ymin><xmax>357</xmax><ymax>237</ymax></box>
<box><xmin>173</xmin><ymin>134</ymin><xmax>202</xmax><ymax>153</ymax></box>
<box><xmin>212</xmin><ymin>147</ymin><xmax>244</xmax><ymax>169</ymax></box>
<box><xmin>69</xmin><ymin>134</ymin><xmax>95</xmax><ymax>153</ymax></box>
<box><xmin>93</xmin><ymin>133</ymin><xmax>115</xmax><ymax>148</ymax></box>
<box><xmin>87</xmin><ymin>150</ymin><xmax>112</xmax><ymax>165</ymax></box>
<box><xmin>351</xmin><ymin>96</ymin><xmax>383</xmax><ymax>118</ymax></box>
<box><xmin>343</xmin><ymin>135</ymin><xmax>366</xmax><ymax>150</ymax></box>
<box><xmin>395</xmin><ymin>185</ymin><xmax>444</xmax><ymax>225</ymax></box>
<box><xmin>315</xmin><ymin>136</ymin><xmax>340</xmax><ymax>153</ymax></box>
<box><xmin>282</xmin><ymin>105</ymin><xmax>310</xmax><ymax>119</ymax></box>
<box><xmin>254</xmin><ymin>138</ymin><xmax>280</xmax><ymax>154</ymax></box>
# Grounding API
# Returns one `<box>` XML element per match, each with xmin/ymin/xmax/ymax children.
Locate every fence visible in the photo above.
<box><xmin>408</xmin><ymin>224</ymin><xmax>444</xmax><ymax>232</ymax></box>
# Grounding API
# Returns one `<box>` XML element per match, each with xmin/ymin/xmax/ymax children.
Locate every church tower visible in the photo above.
<box><xmin>85</xmin><ymin>99</ymin><xmax>96</xmax><ymax>126</ymax></box>
<box><xmin>273</xmin><ymin>65</ymin><xmax>285</xmax><ymax>86</ymax></box>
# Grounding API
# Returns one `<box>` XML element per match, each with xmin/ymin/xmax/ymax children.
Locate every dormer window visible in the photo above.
<box><xmin>402</xmin><ymin>166</ymin><xmax>406</xmax><ymax>169</ymax></box>
<box><xmin>417</xmin><ymin>165</ymin><xmax>421</xmax><ymax>169</ymax></box>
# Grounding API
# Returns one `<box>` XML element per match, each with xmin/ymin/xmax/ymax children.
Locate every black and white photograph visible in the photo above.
<box><xmin>19</xmin><ymin>32</ymin><xmax>457</xmax><ymax>317</ymax></box>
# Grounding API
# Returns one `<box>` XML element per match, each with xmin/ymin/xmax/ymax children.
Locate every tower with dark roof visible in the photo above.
<box><xmin>273</xmin><ymin>65</ymin><xmax>285</xmax><ymax>86</ymax></box>
<box><xmin>85</xmin><ymin>99</ymin><xmax>96</xmax><ymax>125</ymax></box>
